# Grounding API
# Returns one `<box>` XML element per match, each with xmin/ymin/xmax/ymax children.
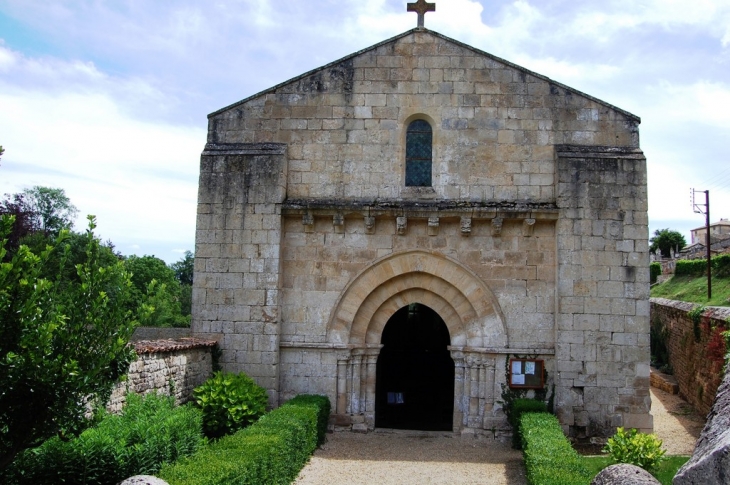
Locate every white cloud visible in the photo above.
<box><xmin>2</xmin><ymin>0</ymin><xmax>730</xmax><ymax>254</ymax></box>
<box><xmin>0</xmin><ymin>46</ymin><xmax>204</xmax><ymax>262</ymax></box>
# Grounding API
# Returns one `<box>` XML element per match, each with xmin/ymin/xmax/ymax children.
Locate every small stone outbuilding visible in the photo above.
<box><xmin>191</xmin><ymin>26</ymin><xmax>652</xmax><ymax>438</ymax></box>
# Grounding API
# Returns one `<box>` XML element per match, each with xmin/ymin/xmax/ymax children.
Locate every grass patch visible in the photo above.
<box><xmin>582</xmin><ymin>455</ymin><xmax>690</xmax><ymax>485</ymax></box>
<box><xmin>651</xmin><ymin>275</ymin><xmax>730</xmax><ymax>307</ymax></box>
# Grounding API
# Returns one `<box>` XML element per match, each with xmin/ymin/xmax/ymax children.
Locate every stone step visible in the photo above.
<box><xmin>650</xmin><ymin>367</ymin><xmax>679</xmax><ymax>394</ymax></box>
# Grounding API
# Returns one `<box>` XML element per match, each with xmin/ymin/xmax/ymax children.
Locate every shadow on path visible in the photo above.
<box><xmin>295</xmin><ymin>430</ymin><xmax>526</xmax><ymax>485</ymax></box>
<box><xmin>651</xmin><ymin>387</ymin><xmax>705</xmax><ymax>456</ymax></box>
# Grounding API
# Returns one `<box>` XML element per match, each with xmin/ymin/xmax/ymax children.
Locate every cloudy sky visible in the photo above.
<box><xmin>1</xmin><ymin>0</ymin><xmax>729</xmax><ymax>262</ymax></box>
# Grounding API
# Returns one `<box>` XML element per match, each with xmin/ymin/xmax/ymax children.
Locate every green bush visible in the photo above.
<box><xmin>1</xmin><ymin>393</ymin><xmax>204</xmax><ymax>485</ymax></box>
<box><xmin>285</xmin><ymin>394</ymin><xmax>331</xmax><ymax>446</ymax></box>
<box><xmin>507</xmin><ymin>398</ymin><xmax>547</xmax><ymax>449</ymax></box>
<box><xmin>520</xmin><ymin>412</ymin><xmax>591</xmax><ymax>485</ymax></box>
<box><xmin>650</xmin><ymin>262</ymin><xmax>661</xmax><ymax>284</ymax></box>
<box><xmin>676</xmin><ymin>255</ymin><xmax>730</xmax><ymax>278</ymax></box>
<box><xmin>193</xmin><ymin>371</ymin><xmax>268</xmax><ymax>438</ymax></box>
<box><xmin>602</xmin><ymin>427</ymin><xmax>666</xmax><ymax>472</ymax></box>
<box><xmin>159</xmin><ymin>394</ymin><xmax>331</xmax><ymax>485</ymax></box>
<box><xmin>713</xmin><ymin>254</ymin><xmax>730</xmax><ymax>277</ymax></box>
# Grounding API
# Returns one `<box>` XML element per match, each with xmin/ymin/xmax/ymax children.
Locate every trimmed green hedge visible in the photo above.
<box><xmin>650</xmin><ymin>262</ymin><xmax>661</xmax><ymax>284</ymax></box>
<box><xmin>675</xmin><ymin>254</ymin><xmax>730</xmax><ymax>278</ymax></box>
<box><xmin>714</xmin><ymin>254</ymin><xmax>730</xmax><ymax>277</ymax></box>
<box><xmin>676</xmin><ymin>259</ymin><xmax>707</xmax><ymax>277</ymax></box>
<box><xmin>520</xmin><ymin>412</ymin><xmax>591</xmax><ymax>485</ymax></box>
<box><xmin>159</xmin><ymin>394</ymin><xmax>331</xmax><ymax>485</ymax></box>
<box><xmin>1</xmin><ymin>393</ymin><xmax>205</xmax><ymax>485</ymax></box>
<box><xmin>508</xmin><ymin>398</ymin><xmax>548</xmax><ymax>448</ymax></box>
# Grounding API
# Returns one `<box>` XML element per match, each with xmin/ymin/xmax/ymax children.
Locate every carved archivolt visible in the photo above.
<box><xmin>326</xmin><ymin>250</ymin><xmax>507</xmax><ymax>348</ymax></box>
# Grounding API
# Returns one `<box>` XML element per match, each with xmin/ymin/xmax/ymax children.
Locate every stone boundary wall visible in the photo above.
<box><xmin>107</xmin><ymin>338</ymin><xmax>217</xmax><ymax>413</ymax></box>
<box><xmin>650</xmin><ymin>298</ymin><xmax>730</xmax><ymax>416</ymax></box>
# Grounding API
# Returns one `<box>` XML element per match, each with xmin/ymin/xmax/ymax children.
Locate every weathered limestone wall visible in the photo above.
<box><xmin>278</xmin><ymin>216</ymin><xmax>556</xmax><ymax>400</ymax></box>
<box><xmin>192</xmin><ymin>28</ymin><xmax>650</xmax><ymax>436</ymax></box>
<box><xmin>108</xmin><ymin>338</ymin><xmax>216</xmax><ymax>413</ymax></box>
<box><xmin>650</xmin><ymin>298</ymin><xmax>730</xmax><ymax>416</ymax></box>
<box><xmin>192</xmin><ymin>143</ymin><xmax>287</xmax><ymax>406</ymax></box>
<box><xmin>555</xmin><ymin>146</ymin><xmax>651</xmax><ymax>437</ymax></box>
<box><xmin>208</xmin><ymin>30</ymin><xmax>639</xmax><ymax>202</ymax></box>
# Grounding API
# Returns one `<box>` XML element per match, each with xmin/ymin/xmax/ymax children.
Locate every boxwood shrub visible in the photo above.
<box><xmin>520</xmin><ymin>412</ymin><xmax>591</xmax><ymax>485</ymax></box>
<box><xmin>676</xmin><ymin>259</ymin><xmax>707</xmax><ymax>277</ymax></box>
<box><xmin>675</xmin><ymin>255</ymin><xmax>730</xmax><ymax>278</ymax></box>
<box><xmin>650</xmin><ymin>262</ymin><xmax>661</xmax><ymax>284</ymax></box>
<box><xmin>1</xmin><ymin>393</ymin><xmax>205</xmax><ymax>485</ymax></box>
<box><xmin>507</xmin><ymin>398</ymin><xmax>548</xmax><ymax>449</ymax></box>
<box><xmin>159</xmin><ymin>394</ymin><xmax>331</xmax><ymax>485</ymax></box>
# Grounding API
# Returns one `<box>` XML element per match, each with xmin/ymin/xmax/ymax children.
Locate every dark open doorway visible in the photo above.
<box><xmin>375</xmin><ymin>303</ymin><xmax>454</xmax><ymax>431</ymax></box>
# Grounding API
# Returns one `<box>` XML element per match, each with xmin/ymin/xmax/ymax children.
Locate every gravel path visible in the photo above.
<box><xmin>294</xmin><ymin>430</ymin><xmax>526</xmax><ymax>485</ymax></box>
<box><xmin>650</xmin><ymin>387</ymin><xmax>704</xmax><ymax>455</ymax></box>
<box><xmin>295</xmin><ymin>389</ymin><xmax>704</xmax><ymax>484</ymax></box>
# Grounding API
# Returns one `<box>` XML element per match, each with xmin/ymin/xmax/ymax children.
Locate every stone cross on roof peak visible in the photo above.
<box><xmin>407</xmin><ymin>0</ymin><xmax>435</xmax><ymax>29</ymax></box>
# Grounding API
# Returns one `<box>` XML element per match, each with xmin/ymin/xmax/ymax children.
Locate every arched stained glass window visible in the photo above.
<box><xmin>405</xmin><ymin>119</ymin><xmax>432</xmax><ymax>187</ymax></box>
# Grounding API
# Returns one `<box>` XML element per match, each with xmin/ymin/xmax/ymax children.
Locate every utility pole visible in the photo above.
<box><xmin>692</xmin><ymin>189</ymin><xmax>711</xmax><ymax>299</ymax></box>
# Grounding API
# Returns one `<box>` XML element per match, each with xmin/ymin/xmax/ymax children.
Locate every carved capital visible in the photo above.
<box><xmin>302</xmin><ymin>212</ymin><xmax>314</xmax><ymax>233</ymax></box>
<box><xmin>523</xmin><ymin>218</ymin><xmax>536</xmax><ymax>236</ymax></box>
<box><xmin>460</xmin><ymin>216</ymin><xmax>472</xmax><ymax>236</ymax></box>
<box><xmin>428</xmin><ymin>216</ymin><xmax>440</xmax><ymax>236</ymax></box>
<box><xmin>396</xmin><ymin>216</ymin><xmax>407</xmax><ymax>235</ymax></box>
<box><xmin>333</xmin><ymin>212</ymin><xmax>344</xmax><ymax>234</ymax></box>
<box><xmin>364</xmin><ymin>215</ymin><xmax>376</xmax><ymax>234</ymax></box>
<box><xmin>491</xmin><ymin>217</ymin><xmax>503</xmax><ymax>236</ymax></box>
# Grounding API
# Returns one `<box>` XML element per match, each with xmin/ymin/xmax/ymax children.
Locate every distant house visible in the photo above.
<box><xmin>691</xmin><ymin>218</ymin><xmax>730</xmax><ymax>245</ymax></box>
<box><xmin>682</xmin><ymin>219</ymin><xmax>730</xmax><ymax>259</ymax></box>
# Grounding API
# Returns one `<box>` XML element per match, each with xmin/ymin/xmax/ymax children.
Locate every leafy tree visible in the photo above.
<box><xmin>0</xmin><ymin>193</ymin><xmax>37</xmax><ymax>255</ymax></box>
<box><xmin>125</xmin><ymin>255</ymin><xmax>189</xmax><ymax>327</ymax></box>
<box><xmin>0</xmin><ymin>215</ymin><xmax>137</xmax><ymax>470</ymax></box>
<box><xmin>171</xmin><ymin>250</ymin><xmax>194</xmax><ymax>286</ymax></box>
<box><xmin>0</xmin><ymin>145</ymin><xmax>4</xmax><ymax>162</ymax></box>
<box><xmin>137</xmin><ymin>280</ymin><xmax>189</xmax><ymax>327</ymax></box>
<box><xmin>20</xmin><ymin>230</ymin><xmax>122</xmax><ymax>284</ymax></box>
<box><xmin>22</xmin><ymin>186</ymin><xmax>79</xmax><ymax>235</ymax></box>
<box><xmin>171</xmin><ymin>250</ymin><xmax>194</xmax><ymax>316</ymax></box>
<box><xmin>650</xmin><ymin>228</ymin><xmax>687</xmax><ymax>258</ymax></box>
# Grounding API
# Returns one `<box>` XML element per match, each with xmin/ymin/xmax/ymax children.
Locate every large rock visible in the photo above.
<box><xmin>118</xmin><ymin>476</ymin><xmax>169</xmax><ymax>485</ymax></box>
<box><xmin>591</xmin><ymin>464</ymin><xmax>660</xmax><ymax>484</ymax></box>
<box><xmin>674</xmin><ymin>369</ymin><xmax>730</xmax><ymax>484</ymax></box>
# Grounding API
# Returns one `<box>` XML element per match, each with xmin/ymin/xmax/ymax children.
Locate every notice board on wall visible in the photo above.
<box><xmin>508</xmin><ymin>359</ymin><xmax>544</xmax><ymax>389</ymax></box>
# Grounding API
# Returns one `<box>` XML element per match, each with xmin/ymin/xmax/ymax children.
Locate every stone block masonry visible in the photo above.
<box><xmin>192</xmin><ymin>28</ymin><xmax>651</xmax><ymax>437</ymax></box>
<box><xmin>107</xmin><ymin>338</ymin><xmax>216</xmax><ymax>413</ymax></box>
<box><xmin>192</xmin><ymin>143</ymin><xmax>287</xmax><ymax>407</ymax></box>
<box><xmin>650</xmin><ymin>298</ymin><xmax>730</xmax><ymax>416</ymax></box>
<box><xmin>555</xmin><ymin>145</ymin><xmax>651</xmax><ymax>436</ymax></box>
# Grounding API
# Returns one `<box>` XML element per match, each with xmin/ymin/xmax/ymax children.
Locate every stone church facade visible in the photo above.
<box><xmin>192</xmin><ymin>28</ymin><xmax>652</xmax><ymax>437</ymax></box>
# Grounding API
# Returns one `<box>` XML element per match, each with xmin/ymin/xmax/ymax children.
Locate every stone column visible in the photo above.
<box><xmin>478</xmin><ymin>359</ymin><xmax>487</xmax><ymax>424</ymax></box>
<box><xmin>364</xmin><ymin>349</ymin><xmax>380</xmax><ymax>427</ymax></box>
<box><xmin>336</xmin><ymin>353</ymin><xmax>350</xmax><ymax>414</ymax></box>
<box><xmin>351</xmin><ymin>352</ymin><xmax>363</xmax><ymax>414</ymax></box>
<box><xmin>451</xmin><ymin>351</ymin><xmax>466</xmax><ymax>430</ymax></box>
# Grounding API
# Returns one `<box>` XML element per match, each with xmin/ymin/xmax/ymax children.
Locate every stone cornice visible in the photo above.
<box><xmin>201</xmin><ymin>142</ymin><xmax>287</xmax><ymax>156</ymax></box>
<box><xmin>282</xmin><ymin>198</ymin><xmax>558</xmax><ymax>220</ymax></box>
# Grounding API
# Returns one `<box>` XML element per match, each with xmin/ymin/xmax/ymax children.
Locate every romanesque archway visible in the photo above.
<box><xmin>375</xmin><ymin>303</ymin><xmax>454</xmax><ymax>430</ymax></box>
<box><xmin>327</xmin><ymin>249</ymin><xmax>507</xmax><ymax>348</ymax></box>
<box><xmin>326</xmin><ymin>250</ymin><xmax>509</xmax><ymax>431</ymax></box>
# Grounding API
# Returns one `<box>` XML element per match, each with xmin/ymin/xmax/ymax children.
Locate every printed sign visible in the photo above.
<box><xmin>508</xmin><ymin>359</ymin><xmax>544</xmax><ymax>389</ymax></box>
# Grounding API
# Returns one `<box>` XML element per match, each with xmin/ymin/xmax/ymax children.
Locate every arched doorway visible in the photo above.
<box><xmin>375</xmin><ymin>303</ymin><xmax>454</xmax><ymax>431</ymax></box>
